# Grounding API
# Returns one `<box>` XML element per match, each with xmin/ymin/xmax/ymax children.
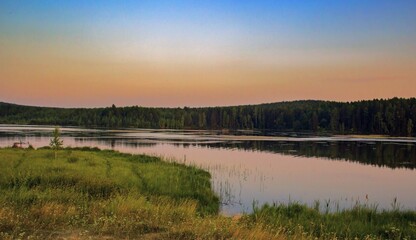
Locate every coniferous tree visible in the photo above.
<box><xmin>50</xmin><ymin>127</ymin><xmax>63</xmax><ymax>159</ymax></box>
<box><xmin>1</xmin><ymin>98</ymin><xmax>416</xmax><ymax>136</ymax></box>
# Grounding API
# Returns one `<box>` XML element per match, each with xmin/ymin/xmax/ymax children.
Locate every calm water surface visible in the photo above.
<box><xmin>1</xmin><ymin>124</ymin><xmax>415</xmax><ymax>215</ymax></box>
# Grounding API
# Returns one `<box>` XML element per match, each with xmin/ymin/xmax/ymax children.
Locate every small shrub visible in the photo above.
<box><xmin>38</xmin><ymin>146</ymin><xmax>51</xmax><ymax>150</ymax></box>
<box><xmin>67</xmin><ymin>156</ymin><xmax>79</xmax><ymax>163</ymax></box>
<box><xmin>70</xmin><ymin>146</ymin><xmax>101</xmax><ymax>152</ymax></box>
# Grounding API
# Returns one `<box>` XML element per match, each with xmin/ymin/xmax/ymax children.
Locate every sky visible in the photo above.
<box><xmin>1</xmin><ymin>0</ymin><xmax>416</xmax><ymax>108</ymax></box>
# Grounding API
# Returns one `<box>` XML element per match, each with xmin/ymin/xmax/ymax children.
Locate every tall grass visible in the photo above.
<box><xmin>0</xmin><ymin>148</ymin><xmax>223</xmax><ymax>239</ymax></box>
<box><xmin>242</xmin><ymin>201</ymin><xmax>416</xmax><ymax>239</ymax></box>
<box><xmin>1</xmin><ymin>147</ymin><xmax>415</xmax><ymax>239</ymax></box>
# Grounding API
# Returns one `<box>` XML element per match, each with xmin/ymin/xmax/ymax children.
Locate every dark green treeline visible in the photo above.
<box><xmin>0</xmin><ymin>98</ymin><xmax>415</xmax><ymax>136</ymax></box>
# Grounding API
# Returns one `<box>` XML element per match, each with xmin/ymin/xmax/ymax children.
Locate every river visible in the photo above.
<box><xmin>1</xmin><ymin>124</ymin><xmax>415</xmax><ymax>215</ymax></box>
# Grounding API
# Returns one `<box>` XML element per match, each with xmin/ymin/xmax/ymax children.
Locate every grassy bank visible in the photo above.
<box><xmin>0</xmin><ymin>147</ymin><xmax>223</xmax><ymax>239</ymax></box>
<box><xmin>241</xmin><ymin>202</ymin><xmax>416</xmax><ymax>240</ymax></box>
<box><xmin>0</xmin><ymin>148</ymin><xmax>415</xmax><ymax>239</ymax></box>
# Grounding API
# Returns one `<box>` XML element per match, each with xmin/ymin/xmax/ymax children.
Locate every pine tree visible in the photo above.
<box><xmin>50</xmin><ymin>127</ymin><xmax>63</xmax><ymax>159</ymax></box>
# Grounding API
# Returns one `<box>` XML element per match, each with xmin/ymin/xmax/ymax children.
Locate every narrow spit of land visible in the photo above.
<box><xmin>0</xmin><ymin>147</ymin><xmax>415</xmax><ymax>239</ymax></box>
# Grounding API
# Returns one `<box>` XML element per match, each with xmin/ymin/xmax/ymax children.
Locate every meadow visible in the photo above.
<box><xmin>0</xmin><ymin>147</ymin><xmax>415</xmax><ymax>239</ymax></box>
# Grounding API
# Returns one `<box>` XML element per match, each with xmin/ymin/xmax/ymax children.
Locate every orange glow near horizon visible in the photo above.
<box><xmin>1</xmin><ymin>1</ymin><xmax>415</xmax><ymax>107</ymax></box>
<box><xmin>2</xmin><ymin>45</ymin><xmax>415</xmax><ymax>108</ymax></box>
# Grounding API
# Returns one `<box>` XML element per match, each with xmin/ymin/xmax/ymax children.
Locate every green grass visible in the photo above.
<box><xmin>1</xmin><ymin>147</ymin><xmax>416</xmax><ymax>239</ymax></box>
<box><xmin>241</xmin><ymin>202</ymin><xmax>416</xmax><ymax>240</ymax></box>
<box><xmin>0</xmin><ymin>147</ymin><xmax>224</xmax><ymax>239</ymax></box>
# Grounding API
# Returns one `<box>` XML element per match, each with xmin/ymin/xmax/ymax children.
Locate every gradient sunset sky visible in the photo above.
<box><xmin>1</xmin><ymin>0</ymin><xmax>416</xmax><ymax>107</ymax></box>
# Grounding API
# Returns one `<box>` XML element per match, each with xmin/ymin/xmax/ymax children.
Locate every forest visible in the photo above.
<box><xmin>0</xmin><ymin>98</ymin><xmax>415</xmax><ymax>136</ymax></box>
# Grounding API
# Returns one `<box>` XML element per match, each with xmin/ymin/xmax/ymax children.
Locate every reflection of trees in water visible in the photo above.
<box><xmin>73</xmin><ymin>137</ymin><xmax>416</xmax><ymax>170</ymax></box>
<box><xmin>202</xmin><ymin>141</ymin><xmax>416</xmax><ymax>170</ymax></box>
<box><xmin>76</xmin><ymin>138</ymin><xmax>159</xmax><ymax>149</ymax></box>
<box><xmin>3</xmin><ymin>127</ymin><xmax>415</xmax><ymax>170</ymax></box>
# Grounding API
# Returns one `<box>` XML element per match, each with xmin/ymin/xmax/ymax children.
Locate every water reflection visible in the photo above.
<box><xmin>72</xmin><ymin>137</ymin><xmax>416</xmax><ymax>170</ymax></box>
<box><xmin>0</xmin><ymin>125</ymin><xmax>415</xmax><ymax>214</ymax></box>
<box><xmin>201</xmin><ymin>141</ymin><xmax>416</xmax><ymax>170</ymax></box>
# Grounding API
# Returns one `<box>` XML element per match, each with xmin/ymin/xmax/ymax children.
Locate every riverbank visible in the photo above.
<box><xmin>1</xmin><ymin>147</ymin><xmax>284</xmax><ymax>239</ymax></box>
<box><xmin>0</xmin><ymin>147</ymin><xmax>415</xmax><ymax>239</ymax></box>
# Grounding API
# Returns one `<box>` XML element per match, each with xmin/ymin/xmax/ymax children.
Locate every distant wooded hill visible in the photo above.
<box><xmin>0</xmin><ymin>98</ymin><xmax>415</xmax><ymax>136</ymax></box>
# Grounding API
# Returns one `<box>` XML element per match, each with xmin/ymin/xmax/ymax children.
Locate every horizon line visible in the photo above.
<box><xmin>1</xmin><ymin>97</ymin><xmax>415</xmax><ymax>110</ymax></box>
